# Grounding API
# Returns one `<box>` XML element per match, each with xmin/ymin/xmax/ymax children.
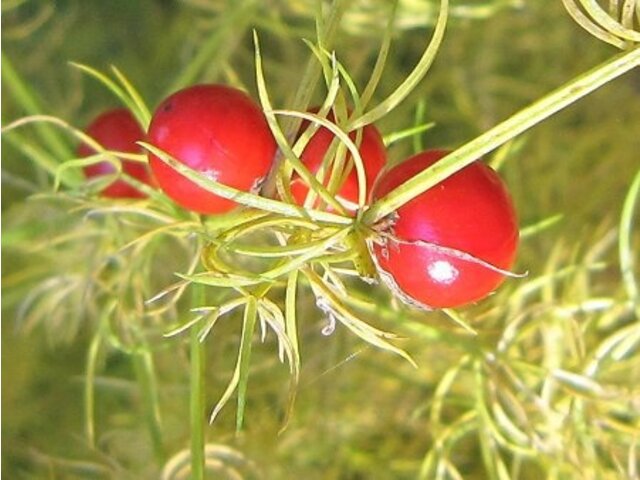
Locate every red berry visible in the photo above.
<box><xmin>78</xmin><ymin>108</ymin><xmax>153</xmax><ymax>199</ymax></box>
<box><xmin>371</xmin><ymin>149</ymin><xmax>519</xmax><ymax>309</ymax></box>
<box><xmin>147</xmin><ymin>84</ymin><xmax>277</xmax><ymax>215</ymax></box>
<box><xmin>289</xmin><ymin>109</ymin><xmax>386</xmax><ymax>213</ymax></box>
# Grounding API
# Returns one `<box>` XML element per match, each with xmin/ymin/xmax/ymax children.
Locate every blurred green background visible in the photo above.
<box><xmin>3</xmin><ymin>0</ymin><xmax>639</xmax><ymax>478</ymax></box>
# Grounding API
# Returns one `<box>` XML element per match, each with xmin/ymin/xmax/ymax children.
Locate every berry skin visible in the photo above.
<box><xmin>371</xmin><ymin>149</ymin><xmax>519</xmax><ymax>309</ymax></box>
<box><xmin>147</xmin><ymin>84</ymin><xmax>277</xmax><ymax>215</ymax></box>
<box><xmin>78</xmin><ymin>108</ymin><xmax>153</xmax><ymax>199</ymax></box>
<box><xmin>289</xmin><ymin>109</ymin><xmax>386</xmax><ymax>213</ymax></box>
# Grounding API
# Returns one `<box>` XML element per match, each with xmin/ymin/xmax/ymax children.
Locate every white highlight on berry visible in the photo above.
<box><xmin>428</xmin><ymin>260</ymin><xmax>459</xmax><ymax>285</ymax></box>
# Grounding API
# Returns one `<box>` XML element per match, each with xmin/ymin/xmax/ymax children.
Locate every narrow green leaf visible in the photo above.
<box><xmin>197</xmin><ymin>310</ymin><xmax>225</xmax><ymax>343</ymax></box>
<box><xmin>272</xmin><ymin>109</ymin><xmax>368</xmax><ymax>209</ymax></box>
<box><xmin>237</xmin><ymin>297</ymin><xmax>257</xmax><ymax>431</ymax></box>
<box><xmin>3</xmin><ymin>129</ymin><xmax>78</xmax><ymax>187</ymax></box>
<box><xmin>217</xmin><ymin>214</ymin><xmax>322</xmax><ymax>244</ymax></box>
<box><xmin>561</xmin><ymin>0</ymin><xmax>627</xmax><ymax>48</ymax></box>
<box><xmin>110</xmin><ymin>65</ymin><xmax>152</xmax><ymax>128</ymax></box>
<box><xmin>520</xmin><ymin>214</ymin><xmax>564</xmax><ymax>239</ymax></box>
<box><xmin>552</xmin><ymin>369</ymin><xmax>608</xmax><ymax>398</ymax></box>
<box><xmin>349</xmin><ymin>0</ymin><xmax>449</xmax><ymax>130</ymax></box>
<box><xmin>258</xmin><ymin>299</ymin><xmax>295</xmax><ymax>368</ymax></box>
<box><xmin>430</xmin><ymin>355</ymin><xmax>472</xmax><ymax>427</ymax></box>
<box><xmin>2</xmin><ymin>52</ymin><xmax>74</xmax><ymax>162</ymax></box>
<box><xmin>305</xmin><ymin>269</ymin><xmax>417</xmax><ymax>367</ymax></box>
<box><xmin>280</xmin><ymin>271</ymin><xmax>301</xmax><ymax>433</ymax></box>
<box><xmin>576</xmin><ymin>0</ymin><xmax>640</xmax><ymax>42</ymax></box>
<box><xmin>220</xmin><ymin>232</ymin><xmax>343</xmax><ymax>258</ymax></box>
<box><xmin>140</xmin><ymin>141</ymin><xmax>352</xmax><ymax>226</ymax></box>
<box><xmin>285</xmin><ymin>271</ymin><xmax>301</xmax><ymax>378</ymax></box>
<box><xmin>164</xmin><ymin>314</ymin><xmax>206</xmax><ymax>338</ymax></box>
<box><xmin>207</xmin><ymin>298</ymin><xmax>257</xmax><ymax>427</ymax></box>
<box><xmin>70</xmin><ymin>63</ymin><xmax>148</xmax><ymax>128</ymax></box>
<box><xmin>383</xmin><ymin>122</ymin><xmax>436</xmax><ymax>148</ymax></box>
<box><xmin>203</xmin><ymin>208</ymin><xmax>271</xmax><ymax>234</ymax></box>
<box><xmin>281</xmin><ymin>0</ymin><xmax>349</xmax><ymax>131</ymax></box>
<box><xmin>252</xmin><ymin>34</ymin><xmax>349</xmax><ymax>215</ymax></box>
<box><xmin>177</xmin><ymin>271</ymin><xmax>270</xmax><ymax>289</ymax></box>
<box><xmin>441</xmin><ymin>309</ymin><xmax>478</xmax><ymax>335</ymax></box>
<box><xmin>3</xmin><ymin>115</ymin><xmax>129</xmax><ymax>190</ymax></box>
<box><xmin>260</xmin><ymin>228</ymin><xmax>350</xmax><ymax>280</ymax></box>
<box><xmin>412</xmin><ymin>99</ymin><xmax>428</xmax><ymax>154</ymax></box>
<box><xmin>360</xmin><ymin>0</ymin><xmax>399</xmax><ymax>109</ymax></box>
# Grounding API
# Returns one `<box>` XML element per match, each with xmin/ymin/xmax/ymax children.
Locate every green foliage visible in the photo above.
<box><xmin>3</xmin><ymin>0</ymin><xmax>640</xmax><ymax>479</ymax></box>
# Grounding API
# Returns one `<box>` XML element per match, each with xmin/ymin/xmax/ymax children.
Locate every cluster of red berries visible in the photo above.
<box><xmin>78</xmin><ymin>84</ymin><xmax>518</xmax><ymax>308</ymax></box>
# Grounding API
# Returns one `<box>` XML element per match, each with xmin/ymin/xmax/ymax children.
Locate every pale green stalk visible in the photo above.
<box><xmin>190</xmin><ymin>292</ymin><xmax>206</xmax><ymax>480</ymax></box>
<box><xmin>364</xmin><ymin>46</ymin><xmax>640</xmax><ymax>224</ymax></box>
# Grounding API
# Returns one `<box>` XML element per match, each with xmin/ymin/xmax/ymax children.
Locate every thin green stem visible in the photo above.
<box><xmin>349</xmin><ymin>0</ymin><xmax>449</xmax><ymax>130</ymax></box>
<box><xmin>364</xmin><ymin>45</ymin><xmax>640</xmax><ymax>224</ymax></box>
<box><xmin>190</xmin><ymin>286</ymin><xmax>206</xmax><ymax>480</ymax></box>
<box><xmin>413</xmin><ymin>99</ymin><xmax>428</xmax><ymax>154</ymax></box>
<box><xmin>132</xmin><ymin>351</ymin><xmax>165</xmax><ymax>464</ymax></box>
<box><xmin>359</xmin><ymin>0</ymin><xmax>399</xmax><ymax>110</ymax></box>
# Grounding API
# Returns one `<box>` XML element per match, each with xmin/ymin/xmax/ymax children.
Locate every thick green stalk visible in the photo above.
<box><xmin>190</xmin><ymin>287</ymin><xmax>206</xmax><ymax>480</ymax></box>
<box><xmin>364</xmin><ymin>45</ymin><xmax>640</xmax><ymax>225</ymax></box>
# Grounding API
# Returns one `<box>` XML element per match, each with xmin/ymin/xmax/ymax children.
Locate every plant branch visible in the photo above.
<box><xmin>364</xmin><ymin>45</ymin><xmax>640</xmax><ymax>225</ymax></box>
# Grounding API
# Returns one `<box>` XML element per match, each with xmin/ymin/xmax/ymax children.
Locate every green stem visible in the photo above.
<box><xmin>364</xmin><ymin>45</ymin><xmax>640</xmax><ymax>225</ymax></box>
<box><xmin>132</xmin><ymin>351</ymin><xmax>165</xmax><ymax>464</ymax></box>
<box><xmin>190</xmin><ymin>287</ymin><xmax>206</xmax><ymax>480</ymax></box>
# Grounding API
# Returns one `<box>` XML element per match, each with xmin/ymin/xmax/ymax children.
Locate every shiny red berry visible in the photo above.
<box><xmin>371</xmin><ymin>149</ymin><xmax>519</xmax><ymax>309</ymax></box>
<box><xmin>147</xmin><ymin>84</ymin><xmax>277</xmax><ymax>215</ymax></box>
<box><xmin>78</xmin><ymin>108</ymin><xmax>153</xmax><ymax>199</ymax></box>
<box><xmin>289</xmin><ymin>109</ymin><xmax>386</xmax><ymax>213</ymax></box>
